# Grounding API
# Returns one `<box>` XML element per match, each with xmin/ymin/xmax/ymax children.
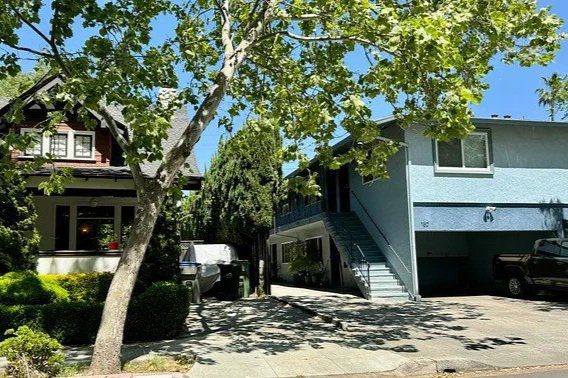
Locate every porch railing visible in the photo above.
<box><xmin>351</xmin><ymin>190</ymin><xmax>411</xmax><ymax>274</ymax></box>
<box><xmin>328</xmin><ymin>214</ymin><xmax>371</xmax><ymax>289</ymax></box>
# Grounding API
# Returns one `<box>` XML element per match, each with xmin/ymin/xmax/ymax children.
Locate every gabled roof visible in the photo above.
<box><xmin>0</xmin><ymin>75</ymin><xmax>201</xmax><ymax>179</ymax></box>
<box><xmin>285</xmin><ymin>116</ymin><xmax>568</xmax><ymax>179</ymax></box>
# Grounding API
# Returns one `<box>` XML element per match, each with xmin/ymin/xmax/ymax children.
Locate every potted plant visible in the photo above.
<box><xmin>288</xmin><ymin>242</ymin><xmax>322</xmax><ymax>286</ymax></box>
<box><xmin>97</xmin><ymin>224</ymin><xmax>117</xmax><ymax>250</ymax></box>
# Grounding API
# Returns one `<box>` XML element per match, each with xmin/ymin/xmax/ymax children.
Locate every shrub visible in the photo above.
<box><xmin>125</xmin><ymin>281</ymin><xmax>191</xmax><ymax>342</ymax></box>
<box><xmin>0</xmin><ymin>282</ymin><xmax>191</xmax><ymax>345</ymax></box>
<box><xmin>46</xmin><ymin>272</ymin><xmax>113</xmax><ymax>302</ymax></box>
<box><xmin>0</xmin><ymin>272</ymin><xmax>68</xmax><ymax>305</ymax></box>
<box><xmin>0</xmin><ymin>171</ymin><xmax>40</xmax><ymax>275</ymax></box>
<box><xmin>0</xmin><ymin>304</ymin><xmax>42</xmax><ymax>338</ymax></box>
<box><xmin>137</xmin><ymin>197</ymin><xmax>182</xmax><ymax>291</ymax></box>
<box><xmin>39</xmin><ymin>301</ymin><xmax>104</xmax><ymax>345</ymax></box>
<box><xmin>0</xmin><ymin>326</ymin><xmax>65</xmax><ymax>378</ymax></box>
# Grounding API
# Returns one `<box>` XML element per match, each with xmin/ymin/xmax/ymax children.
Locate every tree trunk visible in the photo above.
<box><xmin>89</xmin><ymin>187</ymin><xmax>166</xmax><ymax>375</ymax></box>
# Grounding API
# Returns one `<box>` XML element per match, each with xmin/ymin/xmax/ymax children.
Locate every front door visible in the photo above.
<box><xmin>338</xmin><ymin>165</ymin><xmax>351</xmax><ymax>213</ymax></box>
<box><xmin>326</xmin><ymin>169</ymin><xmax>338</xmax><ymax>213</ymax></box>
<box><xmin>329</xmin><ymin>237</ymin><xmax>342</xmax><ymax>286</ymax></box>
<box><xmin>270</xmin><ymin>244</ymin><xmax>278</xmax><ymax>279</ymax></box>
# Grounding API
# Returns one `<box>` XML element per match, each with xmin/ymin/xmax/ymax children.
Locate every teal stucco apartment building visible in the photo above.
<box><xmin>268</xmin><ymin>117</ymin><xmax>568</xmax><ymax>300</ymax></box>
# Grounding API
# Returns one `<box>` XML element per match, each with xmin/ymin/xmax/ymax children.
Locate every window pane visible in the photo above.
<box><xmin>77</xmin><ymin>206</ymin><xmax>114</xmax><ymax>218</ymax></box>
<box><xmin>536</xmin><ymin>240</ymin><xmax>560</xmax><ymax>256</ymax></box>
<box><xmin>76</xmin><ymin>220</ymin><xmax>114</xmax><ymax>250</ymax></box>
<box><xmin>121</xmin><ymin>206</ymin><xmax>135</xmax><ymax>246</ymax></box>
<box><xmin>74</xmin><ymin>135</ymin><xmax>93</xmax><ymax>158</ymax></box>
<box><xmin>24</xmin><ymin>132</ymin><xmax>42</xmax><ymax>156</ymax></box>
<box><xmin>560</xmin><ymin>242</ymin><xmax>568</xmax><ymax>257</ymax></box>
<box><xmin>50</xmin><ymin>134</ymin><xmax>68</xmax><ymax>157</ymax></box>
<box><xmin>55</xmin><ymin>206</ymin><xmax>70</xmax><ymax>250</ymax></box>
<box><xmin>282</xmin><ymin>244</ymin><xmax>291</xmax><ymax>263</ymax></box>
<box><xmin>437</xmin><ymin>139</ymin><xmax>462</xmax><ymax>168</ymax></box>
<box><xmin>464</xmin><ymin>134</ymin><xmax>488</xmax><ymax>168</ymax></box>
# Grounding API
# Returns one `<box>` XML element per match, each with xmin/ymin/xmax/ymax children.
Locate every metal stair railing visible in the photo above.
<box><xmin>350</xmin><ymin>190</ymin><xmax>411</xmax><ymax>274</ymax></box>
<box><xmin>326</xmin><ymin>214</ymin><xmax>371</xmax><ymax>289</ymax></box>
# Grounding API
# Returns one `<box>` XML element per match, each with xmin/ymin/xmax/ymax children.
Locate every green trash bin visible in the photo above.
<box><xmin>232</xmin><ymin>260</ymin><xmax>250</xmax><ymax>298</ymax></box>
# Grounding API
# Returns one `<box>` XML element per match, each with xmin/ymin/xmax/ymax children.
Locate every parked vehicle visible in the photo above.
<box><xmin>493</xmin><ymin>239</ymin><xmax>568</xmax><ymax>297</ymax></box>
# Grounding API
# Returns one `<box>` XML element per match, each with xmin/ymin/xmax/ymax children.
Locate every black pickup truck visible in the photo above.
<box><xmin>494</xmin><ymin>238</ymin><xmax>568</xmax><ymax>297</ymax></box>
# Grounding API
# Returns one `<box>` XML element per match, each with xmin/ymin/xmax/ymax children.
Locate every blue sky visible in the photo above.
<box><xmin>14</xmin><ymin>1</ymin><xmax>568</xmax><ymax>175</ymax></box>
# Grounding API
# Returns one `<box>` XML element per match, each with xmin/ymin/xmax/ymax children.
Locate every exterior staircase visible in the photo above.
<box><xmin>324</xmin><ymin>212</ymin><xmax>408</xmax><ymax>300</ymax></box>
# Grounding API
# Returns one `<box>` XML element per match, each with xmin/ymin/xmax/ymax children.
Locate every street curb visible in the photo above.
<box><xmin>269</xmin><ymin>295</ymin><xmax>349</xmax><ymax>331</ymax></box>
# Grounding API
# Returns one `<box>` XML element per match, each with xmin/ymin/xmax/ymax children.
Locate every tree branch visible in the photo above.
<box><xmin>1</xmin><ymin>42</ymin><xmax>53</xmax><ymax>58</ymax></box>
<box><xmin>154</xmin><ymin>0</ymin><xmax>281</xmax><ymax>188</ymax></box>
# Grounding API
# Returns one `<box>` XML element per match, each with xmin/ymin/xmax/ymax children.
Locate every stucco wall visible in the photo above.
<box><xmin>349</xmin><ymin>147</ymin><xmax>416</xmax><ymax>295</ymax></box>
<box><xmin>413</xmin><ymin>204</ymin><xmax>566</xmax><ymax>233</ymax></box>
<box><xmin>37</xmin><ymin>256</ymin><xmax>120</xmax><ymax>274</ymax></box>
<box><xmin>407</xmin><ymin>122</ymin><xmax>568</xmax><ymax>204</ymax></box>
<box><xmin>268</xmin><ymin>222</ymin><xmax>356</xmax><ymax>288</ymax></box>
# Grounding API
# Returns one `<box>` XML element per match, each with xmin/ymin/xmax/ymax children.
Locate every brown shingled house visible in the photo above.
<box><xmin>0</xmin><ymin>76</ymin><xmax>202</xmax><ymax>274</ymax></box>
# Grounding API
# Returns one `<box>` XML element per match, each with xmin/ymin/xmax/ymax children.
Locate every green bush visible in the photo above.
<box><xmin>39</xmin><ymin>301</ymin><xmax>104</xmax><ymax>345</ymax></box>
<box><xmin>0</xmin><ymin>171</ymin><xmax>40</xmax><ymax>275</ymax></box>
<box><xmin>0</xmin><ymin>326</ymin><xmax>65</xmax><ymax>378</ymax></box>
<box><xmin>0</xmin><ymin>272</ymin><xmax>68</xmax><ymax>305</ymax></box>
<box><xmin>126</xmin><ymin>281</ymin><xmax>191</xmax><ymax>342</ymax></box>
<box><xmin>137</xmin><ymin>197</ymin><xmax>182</xmax><ymax>291</ymax></box>
<box><xmin>0</xmin><ymin>282</ymin><xmax>191</xmax><ymax>345</ymax></box>
<box><xmin>46</xmin><ymin>272</ymin><xmax>113</xmax><ymax>302</ymax></box>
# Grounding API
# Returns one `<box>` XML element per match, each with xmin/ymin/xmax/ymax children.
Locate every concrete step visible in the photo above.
<box><xmin>369</xmin><ymin>276</ymin><xmax>400</xmax><ymax>284</ymax></box>
<box><xmin>371</xmin><ymin>281</ymin><xmax>403</xmax><ymax>290</ymax></box>
<box><xmin>371</xmin><ymin>291</ymin><xmax>409</xmax><ymax>299</ymax></box>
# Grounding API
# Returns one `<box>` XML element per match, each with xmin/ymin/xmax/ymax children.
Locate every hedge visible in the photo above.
<box><xmin>0</xmin><ymin>281</ymin><xmax>191</xmax><ymax>345</ymax></box>
<box><xmin>45</xmin><ymin>272</ymin><xmax>113</xmax><ymax>302</ymax></box>
<box><xmin>0</xmin><ymin>271</ymin><xmax>68</xmax><ymax>305</ymax></box>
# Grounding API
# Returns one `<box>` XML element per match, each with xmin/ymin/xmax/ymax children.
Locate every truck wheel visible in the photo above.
<box><xmin>507</xmin><ymin>276</ymin><xmax>525</xmax><ymax>298</ymax></box>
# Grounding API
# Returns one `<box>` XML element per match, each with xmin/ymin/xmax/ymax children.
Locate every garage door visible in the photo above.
<box><xmin>416</xmin><ymin>231</ymin><xmax>555</xmax><ymax>297</ymax></box>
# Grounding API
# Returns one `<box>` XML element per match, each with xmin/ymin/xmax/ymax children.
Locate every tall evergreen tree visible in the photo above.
<box><xmin>184</xmin><ymin>119</ymin><xmax>281</xmax><ymax>247</ymax></box>
<box><xmin>0</xmin><ymin>171</ymin><xmax>40</xmax><ymax>274</ymax></box>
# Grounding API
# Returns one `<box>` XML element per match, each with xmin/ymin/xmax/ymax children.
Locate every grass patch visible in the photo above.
<box><xmin>57</xmin><ymin>355</ymin><xmax>194</xmax><ymax>376</ymax></box>
<box><xmin>58</xmin><ymin>362</ymin><xmax>89</xmax><ymax>377</ymax></box>
<box><xmin>123</xmin><ymin>355</ymin><xmax>194</xmax><ymax>373</ymax></box>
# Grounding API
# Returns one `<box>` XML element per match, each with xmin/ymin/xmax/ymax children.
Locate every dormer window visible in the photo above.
<box><xmin>20</xmin><ymin>128</ymin><xmax>95</xmax><ymax>161</ymax></box>
<box><xmin>74</xmin><ymin>133</ymin><xmax>94</xmax><ymax>158</ymax></box>
<box><xmin>22</xmin><ymin>130</ymin><xmax>43</xmax><ymax>157</ymax></box>
<box><xmin>50</xmin><ymin>134</ymin><xmax>68</xmax><ymax>157</ymax></box>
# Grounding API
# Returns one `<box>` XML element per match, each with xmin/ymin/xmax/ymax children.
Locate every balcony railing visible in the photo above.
<box><xmin>275</xmin><ymin>200</ymin><xmax>325</xmax><ymax>227</ymax></box>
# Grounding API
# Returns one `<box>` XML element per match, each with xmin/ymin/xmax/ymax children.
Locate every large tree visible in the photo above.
<box><xmin>0</xmin><ymin>0</ymin><xmax>563</xmax><ymax>374</ymax></box>
<box><xmin>184</xmin><ymin>119</ymin><xmax>281</xmax><ymax>246</ymax></box>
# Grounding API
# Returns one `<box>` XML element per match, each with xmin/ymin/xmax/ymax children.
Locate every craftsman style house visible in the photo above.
<box><xmin>269</xmin><ymin>116</ymin><xmax>568</xmax><ymax>300</ymax></box>
<box><xmin>0</xmin><ymin>76</ymin><xmax>202</xmax><ymax>274</ymax></box>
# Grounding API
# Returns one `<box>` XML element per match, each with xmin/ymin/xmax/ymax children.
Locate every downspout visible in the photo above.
<box><xmin>403</xmin><ymin>143</ymin><xmax>421</xmax><ymax>301</ymax></box>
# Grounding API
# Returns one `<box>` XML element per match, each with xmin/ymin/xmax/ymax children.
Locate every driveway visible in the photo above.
<box><xmin>271</xmin><ymin>285</ymin><xmax>568</xmax><ymax>373</ymax></box>
<box><xmin>64</xmin><ymin>286</ymin><xmax>568</xmax><ymax>377</ymax></box>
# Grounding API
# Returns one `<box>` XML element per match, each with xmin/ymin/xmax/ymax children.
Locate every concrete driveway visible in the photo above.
<box><xmin>271</xmin><ymin>285</ymin><xmax>568</xmax><ymax>374</ymax></box>
<box><xmin>65</xmin><ymin>286</ymin><xmax>568</xmax><ymax>377</ymax></box>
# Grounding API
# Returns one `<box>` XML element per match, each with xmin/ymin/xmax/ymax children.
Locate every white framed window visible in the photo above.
<box><xmin>74</xmin><ymin>132</ymin><xmax>94</xmax><ymax>159</ymax></box>
<box><xmin>434</xmin><ymin>131</ymin><xmax>492</xmax><ymax>174</ymax></box>
<box><xmin>19</xmin><ymin>129</ymin><xmax>95</xmax><ymax>161</ymax></box>
<box><xmin>21</xmin><ymin>129</ymin><xmax>43</xmax><ymax>157</ymax></box>
<box><xmin>49</xmin><ymin>133</ymin><xmax>68</xmax><ymax>157</ymax></box>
